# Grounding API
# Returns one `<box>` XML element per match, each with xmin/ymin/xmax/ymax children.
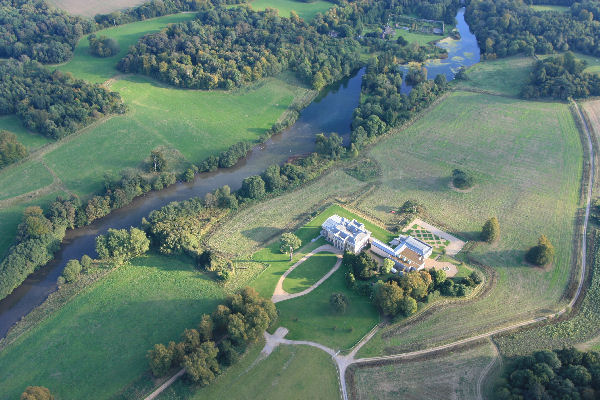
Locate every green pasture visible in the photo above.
<box><xmin>0</xmin><ymin>115</ymin><xmax>51</xmax><ymax>150</ymax></box>
<box><xmin>276</xmin><ymin>266</ymin><xmax>379</xmax><ymax>349</ymax></box>
<box><xmin>158</xmin><ymin>341</ymin><xmax>339</xmax><ymax>400</ymax></box>
<box><xmin>575</xmin><ymin>52</ymin><xmax>600</xmax><ymax>76</ymax></box>
<box><xmin>531</xmin><ymin>4</ymin><xmax>569</xmax><ymax>12</ymax></box>
<box><xmin>453</xmin><ymin>56</ymin><xmax>535</xmax><ymax>97</ymax></box>
<box><xmin>57</xmin><ymin>13</ymin><xmax>198</xmax><ymax>83</ymax></box>
<box><xmin>355</xmin><ymin>91</ymin><xmax>582</xmax><ymax>356</ymax></box>
<box><xmin>0</xmin><ymin>254</ymin><xmax>226</xmax><ymax>400</ymax></box>
<box><xmin>249</xmin><ymin>0</ymin><xmax>334</xmax><ymax>21</ymax></box>
<box><xmin>47</xmin><ymin>0</ymin><xmax>147</xmax><ymax>17</ymax></box>
<box><xmin>282</xmin><ymin>251</ymin><xmax>338</xmax><ymax>293</ymax></box>
<box><xmin>0</xmin><ymin>162</ymin><xmax>54</xmax><ymax>201</ymax></box>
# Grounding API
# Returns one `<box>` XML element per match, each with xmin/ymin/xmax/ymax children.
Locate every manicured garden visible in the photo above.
<box><xmin>282</xmin><ymin>251</ymin><xmax>339</xmax><ymax>293</ymax></box>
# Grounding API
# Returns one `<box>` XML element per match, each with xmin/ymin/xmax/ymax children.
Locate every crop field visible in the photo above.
<box><xmin>57</xmin><ymin>13</ymin><xmax>198</xmax><ymax>84</ymax></box>
<box><xmin>208</xmin><ymin>170</ymin><xmax>367</xmax><ymax>257</ymax></box>
<box><xmin>48</xmin><ymin>0</ymin><xmax>147</xmax><ymax>16</ymax></box>
<box><xmin>0</xmin><ymin>253</ymin><xmax>227</xmax><ymax>400</ymax></box>
<box><xmin>350</xmin><ymin>342</ymin><xmax>497</xmax><ymax>400</ymax></box>
<box><xmin>249</xmin><ymin>0</ymin><xmax>334</xmax><ymax>21</ymax></box>
<box><xmin>453</xmin><ymin>56</ymin><xmax>535</xmax><ymax>97</ymax></box>
<box><xmin>282</xmin><ymin>251</ymin><xmax>339</xmax><ymax>293</ymax></box>
<box><xmin>158</xmin><ymin>341</ymin><xmax>339</xmax><ymax>400</ymax></box>
<box><xmin>0</xmin><ymin>115</ymin><xmax>51</xmax><ymax>150</ymax></box>
<box><xmin>276</xmin><ymin>266</ymin><xmax>380</xmax><ymax>349</ymax></box>
<box><xmin>354</xmin><ymin>91</ymin><xmax>582</xmax><ymax>356</ymax></box>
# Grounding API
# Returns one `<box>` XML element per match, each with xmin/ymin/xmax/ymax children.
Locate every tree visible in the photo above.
<box><xmin>241</xmin><ymin>175</ymin><xmax>266</xmax><ymax>199</ymax></box>
<box><xmin>481</xmin><ymin>217</ymin><xmax>500</xmax><ymax>243</ymax></box>
<box><xmin>197</xmin><ymin>314</ymin><xmax>214</xmax><ymax>342</ymax></box>
<box><xmin>526</xmin><ymin>235</ymin><xmax>555</xmax><ymax>266</ymax></box>
<box><xmin>429</xmin><ymin>268</ymin><xmax>447</xmax><ymax>288</ymax></box>
<box><xmin>262</xmin><ymin>164</ymin><xmax>284</xmax><ymax>192</ymax></box>
<box><xmin>398</xmin><ymin>295</ymin><xmax>417</xmax><ymax>316</ymax></box>
<box><xmin>312</xmin><ymin>71</ymin><xmax>326</xmax><ymax>91</ymax></box>
<box><xmin>183</xmin><ymin>341</ymin><xmax>220</xmax><ymax>386</ymax></box>
<box><xmin>399</xmin><ymin>271</ymin><xmax>429</xmax><ymax>300</ymax></box>
<box><xmin>382</xmin><ymin>258</ymin><xmax>395</xmax><ymax>274</ymax></box>
<box><xmin>17</xmin><ymin>206</ymin><xmax>53</xmax><ymax>241</ymax></box>
<box><xmin>315</xmin><ymin>133</ymin><xmax>345</xmax><ymax>159</ymax></box>
<box><xmin>0</xmin><ymin>131</ymin><xmax>27</xmax><ymax>168</ymax></box>
<box><xmin>330</xmin><ymin>293</ymin><xmax>349</xmax><ymax>314</ymax></box>
<box><xmin>95</xmin><ymin>227</ymin><xmax>150</xmax><ymax>261</ymax></box>
<box><xmin>80</xmin><ymin>254</ymin><xmax>93</xmax><ymax>271</ymax></box>
<box><xmin>21</xmin><ymin>386</ymin><xmax>53</xmax><ymax>400</ymax></box>
<box><xmin>452</xmin><ymin>169</ymin><xmax>475</xmax><ymax>189</ymax></box>
<box><xmin>150</xmin><ymin>149</ymin><xmax>167</xmax><ymax>172</ymax></box>
<box><xmin>373</xmin><ymin>281</ymin><xmax>404</xmax><ymax>316</ymax></box>
<box><xmin>147</xmin><ymin>343</ymin><xmax>174</xmax><ymax>377</ymax></box>
<box><xmin>63</xmin><ymin>259</ymin><xmax>82</xmax><ymax>283</ymax></box>
<box><xmin>280</xmin><ymin>232</ymin><xmax>301</xmax><ymax>259</ymax></box>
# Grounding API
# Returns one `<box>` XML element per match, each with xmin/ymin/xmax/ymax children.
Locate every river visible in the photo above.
<box><xmin>0</xmin><ymin>7</ymin><xmax>480</xmax><ymax>338</ymax></box>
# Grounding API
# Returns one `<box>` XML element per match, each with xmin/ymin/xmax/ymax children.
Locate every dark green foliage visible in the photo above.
<box><xmin>0</xmin><ymin>0</ymin><xmax>94</xmax><ymax>64</ymax></box>
<box><xmin>398</xmin><ymin>295</ymin><xmax>417</xmax><ymax>316</ymax></box>
<box><xmin>399</xmin><ymin>199</ymin><xmax>426</xmax><ymax>216</ymax></box>
<box><xmin>241</xmin><ymin>175</ymin><xmax>266</xmax><ymax>200</ymax></box>
<box><xmin>342</xmin><ymin>251</ymin><xmax>378</xmax><ymax>280</ymax></box>
<box><xmin>118</xmin><ymin>7</ymin><xmax>360</xmax><ymax>90</ymax></box>
<box><xmin>17</xmin><ymin>206</ymin><xmax>53</xmax><ymax>242</ymax></box>
<box><xmin>481</xmin><ymin>216</ymin><xmax>500</xmax><ymax>243</ymax></box>
<box><xmin>262</xmin><ymin>164</ymin><xmax>284</xmax><ymax>192</ymax></box>
<box><xmin>329</xmin><ymin>292</ymin><xmax>349</xmax><ymax>314</ymax></box>
<box><xmin>495</xmin><ymin>348</ymin><xmax>600</xmax><ymax>399</ymax></box>
<box><xmin>20</xmin><ymin>386</ymin><xmax>54</xmax><ymax>400</ymax></box>
<box><xmin>80</xmin><ymin>254</ymin><xmax>93</xmax><ymax>271</ymax></box>
<box><xmin>315</xmin><ymin>133</ymin><xmax>345</xmax><ymax>159</ymax></box>
<box><xmin>522</xmin><ymin>52</ymin><xmax>600</xmax><ymax>99</ymax></box>
<box><xmin>218</xmin><ymin>142</ymin><xmax>251</xmax><ymax>169</ymax></box>
<box><xmin>406</xmin><ymin>66</ymin><xmax>427</xmax><ymax>86</ymax></box>
<box><xmin>373</xmin><ymin>281</ymin><xmax>404</xmax><ymax>316</ymax></box>
<box><xmin>149</xmin><ymin>149</ymin><xmax>168</xmax><ymax>172</ymax></box>
<box><xmin>62</xmin><ymin>259</ymin><xmax>82</xmax><ymax>283</ymax></box>
<box><xmin>280</xmin><ymin>232</ymin><xmax>302</xmax><ymax>254</ymax></box>
<box><xmin>0</xmin><ymin>131</ymin><xmax>27</xmax><ymax>168</ymax></box>
<box><xmin>452</xmin><ymin>169</ymin><xmax>474</xmax><ymax>189</ymax></box>
<box><xmin>526</xmin><ymin>235</ymin><xmax>555</xmax><ymax>266</ymax></box>
<box><xmin>95</xmin><ymin>227</ymin><xmax>150</xmax><ymax>261</ymax></box>
<box><xmin>182</xmin><ymin>341</ymin><xmax>220</xmax><ymax>385</ymax></box>
<box><xmin>0</xmin><ymin>59</ymin><xmax>126</xmax><ymax>139</ymax></box>
<box><xmin>88</xmin><ymin>34</ymin><xmax>120</xmax><ymax>57</ymax></box>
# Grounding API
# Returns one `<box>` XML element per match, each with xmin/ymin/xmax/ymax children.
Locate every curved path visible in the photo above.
<box><xmin>477</xmin><ymin>341</ymin><xmax>500</xmax><ymax>400</ymax></box>
<box><xmin>272</xmin><ymin>245</ymin><xmax>343</xmax><ymax>303</ymax></box>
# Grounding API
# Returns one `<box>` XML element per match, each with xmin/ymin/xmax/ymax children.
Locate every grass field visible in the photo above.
<box><xmin>57</xmin><ymin>13</ymin><xmax>197</xmax><ymax>84</ymax></box>
<box><xmin>249</xmin><ymin>0</ymin><xmax>334</xmax><ymax>21</ymax></box>
<box><xmin>0</xmin><ymin>162</ymin><xmax>54</xmax><ymax>202</ymax></box>
<box><xmin>48</xmin><ymin>0</ymin><xmax>147</xmax><ymax>16</ymax></box>
<box><xmin>351</xmin><ymin>342</ymin><xmax>497</xmax><ymax>400</ymax></box>
<box><xmin>157</xmin><ymin>341</ymin><xmax>339</xmax><ymax>400</ymax></box>
<box><xmin>453</xmin><ymin>56</ymin><xmax>535</xmax><ymax>97</ymax></box>
<box><xmin>282</xmin><ymin>251</ymin><xmax>338</xmax><ymax>293</ymax></box>
<box><xmin>276</xmin><ymin>266</ymin><xmax>379</xmax><ymax>349</ymax></box>
<box><xmin>531</xmin><ymin>4</ymin><xmax>569</xmax><ymax>12</ymax></box>
<box><xmin>354</xmin><ymin>91</ymin><xmax>582</xmax><ymax>356</ymax></box>
<box><xmin>0</xmin><ymin>115</ymin><xmax>51</xmax><ymax>150</ymax></box>
<box><xmin>0</xmin><ymin>253</ymin><xmax>227</xmax><ymax>399</ymax></box>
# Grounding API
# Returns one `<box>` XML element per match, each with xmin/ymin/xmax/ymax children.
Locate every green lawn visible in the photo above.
<box><xmin>575</xmin><ymin>52</ymin><xmax>600</xmax><ymax>76</ymax></box>
<box><xmin>249</xmin><ymin>0</ymin><xmax>334</xmax><ymax>21</ymax></box>
<box><xmin>355</xmin><ymin>91</ymin><xmax>582</xmax><ymax>356</ymax></box>
<box><xmin>282</xmin><ymin>251</ymin><xmax>338</xmax><ymax>293</ymax></box>
<box><xmin>57</xmin><ymin>13</ymin><xmax>198</xmax><ymax>84</ymax></box>
<box><xmin>0</xmin><ymin>161</ymin><xmax>54</xmax><ymax>201</ymax></box>
<box><xmin>275</xmin><ymin>266</ymin><xmax>379</xmax><ymax>349</ymax></box>
<box><xmin>157</xmin><ymin>341</ymin><xmax>339</xmax><ymax>400</ymax></box>
<box><xmin>453</xmin><ymin>56</ymin><xmax>535</xmax><ymax>97</ymax></box>
<box><xmin>0</xmin><ymin>254</ymin><xmax>226</xmax><ymax>400</ymax></box>
<box><xmin>531</xmin><ymin>4</ymin><xmax>569</xmax><ymax>12</ymax></box>
<box><xmin>0</xmin><ymin>115</ymin><xmax>51</xmax><ymax>150</ymax></box>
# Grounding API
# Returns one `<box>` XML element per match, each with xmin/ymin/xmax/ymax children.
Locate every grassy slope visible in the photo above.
<box><xmin>47</xmin><ymin>0</ymin><xmax>147</xmax><ymax>17</ymax></box>
<box><xmin>276</xmin><ymin>266</ymin><xmax>379</xmax><ymax>349</ymax></box>
<box><xmin>356</xmin><ymin>91</ymin><xmax>582</xmax><ymax>356</ymax></box>
<box><xmin>249</xmin><ymin>0</ymin><xmax>333</xmax><ymax>21</ymax></box>
<box><xmin>0</xmin><ymin>162</ymin><xmax>54</xmax><ymax>201</ymax></box>
<box><xmin>282</xmin><ymin>251</ymin><xmax>338</xmax><ymax>293</ymax></box>
<box><xmin>0</xmin><ymin>115</ymin><xmax>51</xmax><ymax>150</ymax></box>
<box><xmin>0</xmin><ymin>254</ymin><xmax>226</xmax><ymax>400</ymax></box>
<box><xmin>158</xmin><ymin>342</ymin><xmax>339</xmax><ymax>400</ymax></box>
<box><xmin>453</xmin><ymin>56</ymin><xmax>535</xmax><ymax>97</ymax></box>
<box><xmin>351</xmin><ymin>342</ymin><xmax>496</xmax><ymax>400</ymax></box>
<box><xmin>531</xmin><ymin>4</ymin><xmax>569</xmax><ymax>12</ymax></box>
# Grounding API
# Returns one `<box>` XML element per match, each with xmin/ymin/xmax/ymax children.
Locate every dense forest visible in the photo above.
<box><xmin>0</xmin><ymin>131</ymin><xmax>27</xmax><ymax>168</ymax></box>
<box><xmin>0</xmin><ymin>0</ymin><xmax>94</xmax><ymax>63</ymax></box>
<box><xmin>0</xmin><ymin>59</ymin><xmax>126</xmax><ymax>139</ymax></box>
<box><xmin>118</xmin><ymin>6</ymin><xmax>361</xmax><ymax>90</ymax></box>
<box><xmin>495</xmin><ymin>348</ymin><xmax>600</xmax><ymax>399</ymax></box>
<box><xmin>522</xmin><ymin>52</ymin><xmax>600</xmax><ymax>99</ymax></box>
<box><xmin>465</xmin><ymin>0</ymin><xmax>600</xmax><ymax>58</ymax></box>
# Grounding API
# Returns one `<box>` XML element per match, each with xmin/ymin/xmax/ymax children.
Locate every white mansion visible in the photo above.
<box><xmin>322</xmin><ymin>214</ymin><xmax>433</xmax><ymax>271</ymax></box>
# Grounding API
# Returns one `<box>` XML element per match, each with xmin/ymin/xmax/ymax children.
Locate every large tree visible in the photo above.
<box><xmin>241</xmin><ymin>175</ymin><xmax>266</xmax><ymax>200</ymax></box>
<box><xmin>0</xmin><ymin>131</ymin><xmax>27</xmax><ymax>168</ymax></box>
<box><xmin>373</xmin><ymin>281</ymin><xmax>404</xmax><ymax>316</ymax></box>
<box><xmin>21</xmin><ymin>386</ymin><xmax>54</xmax><ymax>400</ymax></box>
<box><xmin>280</xmin><ymin>232</ymin><xmax>302</xmax><ymax>257</ymax></box>
<box><xmin>481</xmin><ymin>216</ymin><xmax>500</xmax><ymax>243</ymax></box>
<box><xmin>526</xmin><ymin>235</ymin><xmax>555</xmax><ymax>266</ymax></box>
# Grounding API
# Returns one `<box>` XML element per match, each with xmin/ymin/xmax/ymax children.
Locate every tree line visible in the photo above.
<box><xmin>0</xmin><ymin>59</ymin><xmax>126</xmax><ymax>139</ymax></box>
<box><xmin>147</xmin><ymin>287</ymin><xmax>277</xmax><ymax>385</ymax></box>
<box><xmin>494</xmin><ymin>347</ymin><xmax>600</xmax><ymax>399</ymax></box>
<box><xmin>0</xmin><ymin>131</ymin><xmax>27</xmax><ymax>169</ymax></box>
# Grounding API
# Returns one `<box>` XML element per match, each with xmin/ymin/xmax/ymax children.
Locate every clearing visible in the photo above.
<box><xmin>249</xmin><ymin>0</ymin><xmax>334</xmax><ymax>21</ymax></box>
<box><xmin>530</xmin><ymin>4</ymin><xmax>570</xmax><ymax>12</ymax></box>
<box><xmin>48</xmin><ymin>0</ymin><xmax>147</xmax><ymax>17</ymax></box>
<box><xmin>0</xmin><ymin>254</ymin><xmax>226</xmax><ymax>399</ymax></box>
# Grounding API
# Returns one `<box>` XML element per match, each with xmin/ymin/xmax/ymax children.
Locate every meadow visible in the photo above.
<box><xmin>0</xmin><ymin>115</ymin><xmax>51</xmax><ymax>150</ymax></box>
<box><xmin>249</xmin><ymin>0</ymin><xmax>334</xmax><ymax>21</ymax></box>
<box><xmin>350</xmin><ymin>342</ymin><xmax>497</xmax><ymax>400</ymax></box>
<box><xmin>453</xmin><ymin>56</ymin><xmax>535</xmax><ymax>97</ymax></box>
<box><xmin>157</xmin><ymin>341</ymin><xmax>339</xmax><ymax>400</ymax></box>
<box><xmin>354</xmin><ymin>91</ymin><xmax>583</xmax><ymax>356</ymax></box>
<box><xmin>48</xmin><ymin>0</ymin><xmax>147</xmax><ymax>16</ymax></box>
<box><xmin>0</xmin><ymin>253</ymin><xmax>227</xmax><ymax>399</ymax></box>
<box><xmin>530</xmin><ymin>4</ymin><xmax>569</xmax><ymax>12</ymax></box>
<box><xmin>282</xmin><ymin>251</ymin><xmax>339</xmax><ymax>293</ymax></box>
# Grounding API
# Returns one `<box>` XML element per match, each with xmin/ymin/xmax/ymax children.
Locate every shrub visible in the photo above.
<box><xmin>526</xmin><ymin>235</ymin><xmax>555</xmax><ymax>266</ymax></box>
<box><xmin>63</xmin><ymin>259</ymin><xmax>82</xmax><ymax>283</ymax></box>
<box><xmin>0</xmin><ymin>131</ymin><xmax>27</xmax><ymax>169</ymax></box>
<box><xmin>452</xmin><ymin>169</ymin><xmax>475</xmax><ymax>189</ymax></box>
<box><xmin>330</xmin><ymin>292</ymin><xmax>349</xmax><ymax>314</ymax></box>
<box><xmin>80</xmin><ymin>254</ymin><xmax>93</xmax><ymax>271</ymax></box>
<box><xmin>21</xmin><ymin>386</ymin><xmax>54</xmax><ymax>400</ymax></box>
<box><xmin>481</xmin><ymin>217</ymin><xmax>500</xmax><ymax>243</ymax></box>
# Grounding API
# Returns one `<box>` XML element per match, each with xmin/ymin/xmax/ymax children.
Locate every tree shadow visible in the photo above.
<box><xmin>241</xmin><ymin>226</ymin><xmax>282</xmax><ymax>241</ymax></box>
